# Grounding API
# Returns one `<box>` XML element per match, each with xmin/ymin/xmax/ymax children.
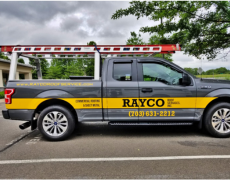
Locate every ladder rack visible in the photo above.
<box><xmin>0</xmin><ymin>44</ymin><xmax>181</xmax><ymax>80</ymax></box>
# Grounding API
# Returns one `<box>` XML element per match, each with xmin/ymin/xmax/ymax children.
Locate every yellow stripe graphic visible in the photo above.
<box><xmin>104</xmin><ymin>97</ymin><xmax>217</xmax><ymax>109</ymax></box>
<box><xmin>6</xmin><ymin>98</ymin><xmax>102</xmax><ymax>109</ymax></box>
<box><xmin>6</xmin><ymin>97</ymin><xmax>217</xmax><ymax>110</ymax></box>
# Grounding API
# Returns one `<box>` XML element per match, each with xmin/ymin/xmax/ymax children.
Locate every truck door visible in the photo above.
<box><xmin>137</xmin><ymin>59</ymin><xmax>196</xmax><ymax>122</ymax></box>
<box><xmin>105</xmin><ymin>59</ymin><xmax>139</xmax><ymax>121</ymax></box>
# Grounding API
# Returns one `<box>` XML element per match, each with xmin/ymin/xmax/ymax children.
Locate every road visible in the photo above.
<box><xmin>0</xmin><ymin>101</ymin><xmax>230</xmax><ymax>179</ymax></box>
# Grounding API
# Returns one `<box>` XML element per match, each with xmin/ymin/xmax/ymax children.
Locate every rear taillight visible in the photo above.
<box><xmin>5</xmin><ymin>89</ymin><xmax>15</xmax><ymax>104</ymax></box>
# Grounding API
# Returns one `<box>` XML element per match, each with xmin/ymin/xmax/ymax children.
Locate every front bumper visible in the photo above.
<box><xmin>2</xmin><ymin>109</ymin><xmax>34</xmax><ymax>121</ymax></box>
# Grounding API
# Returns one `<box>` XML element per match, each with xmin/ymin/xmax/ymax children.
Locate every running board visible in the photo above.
<box><xmin>108</xmin><ymin>122</ymin><xmax>193</xmax><ymax>126</ymax></box>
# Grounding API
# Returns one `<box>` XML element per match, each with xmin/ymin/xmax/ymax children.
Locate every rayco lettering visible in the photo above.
<box><xmin>123</xmin><ymin>99</ymin><xmax>165</xmax><ymax>108</ymax></box>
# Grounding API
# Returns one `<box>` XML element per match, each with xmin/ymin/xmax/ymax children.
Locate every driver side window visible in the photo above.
<box><xmin>142</xmin><ymin>63</ymin><xmax>183</xmax><ymax>85</ymax></box>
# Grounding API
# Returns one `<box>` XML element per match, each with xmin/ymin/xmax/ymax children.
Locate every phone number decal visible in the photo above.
<box><xmin>128</xmin><ymin>111</ymin><xmax>175</xmax><ymax>117</ymax></box>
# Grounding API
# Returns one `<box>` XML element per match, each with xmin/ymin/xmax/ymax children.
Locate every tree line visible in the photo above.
<box><xmin>184</xmin><ymin>67</ymin><xmax>230</xmax><ymax>76</ymax></box>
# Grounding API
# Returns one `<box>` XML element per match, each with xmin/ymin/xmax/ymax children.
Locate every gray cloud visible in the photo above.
<box><xmin>0</xmin><ymin>1</ymin><xmax>153</xmax><ymax>45</ymax></box>
<box><xmin>60</xmin><ymin>16</ymin><xmax>84</xmax><ymax>31</ymax></box>
<box><xmin>0</xmin><ymin>1</ymin><xmax>130</xmax><ymax>24</ymax></box>
<box><xmin>0</xmin><ymin>2</ymin><xmax>83</xmax><ymax>23</ymax></box>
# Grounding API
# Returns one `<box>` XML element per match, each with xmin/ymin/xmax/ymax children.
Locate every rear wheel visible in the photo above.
<box><xmin>204</xmin><ymin>102</ymin><xmax>230</xmax><ymax>138</ymax></box>
<box><xmin>38</xmin><ymin>105</ymin><xmax>76</xmax><ymax>141</ymax></box>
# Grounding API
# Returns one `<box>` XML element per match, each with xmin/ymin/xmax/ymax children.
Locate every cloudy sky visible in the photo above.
<box><xmin>0</xmin><ymin>1</ymin><xmax>229</xmax><ymax>71</ymax></box>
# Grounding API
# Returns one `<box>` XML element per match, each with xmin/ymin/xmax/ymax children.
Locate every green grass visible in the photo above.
<box><xmin>0</xmin><ymin>91</ymin><xmax>4</xmax><ymax>99</ymax></box>
<box><xmin>196</xmin><ymin>74</ymin><xmax>230</xmax><ymax>80</ymax></box>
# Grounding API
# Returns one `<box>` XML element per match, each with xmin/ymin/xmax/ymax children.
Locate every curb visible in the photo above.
<box><xmin>0</xmin><ymin>99</ymin><xmax>4</xmax><ymax>103</ymax></box>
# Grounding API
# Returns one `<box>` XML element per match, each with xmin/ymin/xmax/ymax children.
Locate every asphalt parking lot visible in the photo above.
<box><xmin>1</xmin><ymin>101</ymin><xmax>230</xmax><ymax>179</ymax></box>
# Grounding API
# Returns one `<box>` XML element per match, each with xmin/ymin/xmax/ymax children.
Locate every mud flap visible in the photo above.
<box><xmin>31</xmin><ymin>119</ymin><xmax>37</xmax><ymax>130</ymax></box>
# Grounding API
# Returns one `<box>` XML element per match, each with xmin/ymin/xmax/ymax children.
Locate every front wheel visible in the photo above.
<box><xmin>38</xmin><ymin>105</ymin><xmax>76</xmax><ymax>141</ymax></box>
<box><xmin>204</xmin><ymin>102</ymin><xmax>230</xmax><ymax>138</ymax></box>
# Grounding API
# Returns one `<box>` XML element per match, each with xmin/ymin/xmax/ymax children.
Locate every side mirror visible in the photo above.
<box><xmin>182</xmin><ymin>73</ymin><xmax>191</xmax><ymax>86</ymax></box>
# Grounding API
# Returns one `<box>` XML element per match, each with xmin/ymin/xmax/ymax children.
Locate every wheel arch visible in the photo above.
<box><xmin>35</xmin><ymin>98</ymin><xmax>78</xmax><ymax>121</ymax></box>
<box><xmin>203</xmin><ymin>97</ymin><xmax>230</xmax><ymax>115</ymax></box>
<box><xmin>201</xmin><ymin>96</ymin><xmax>230</xmax><ymax>128</ymax></box>
<box><xmin>203</xmin><ymin>89</ymin><xmax>230</xmax><ymax>118</ymax></box>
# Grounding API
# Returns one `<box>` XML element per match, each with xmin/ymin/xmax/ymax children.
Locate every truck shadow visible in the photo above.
<box><xmin>72</xmin><ymin>122</ymin><xmax>208</xmax><ymax>138</ymax></box>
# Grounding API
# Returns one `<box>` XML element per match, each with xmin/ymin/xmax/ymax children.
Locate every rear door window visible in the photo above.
<box><xmin>113</xmin><ymin>63</ymin><xmax>132</xmax><ymax>81</ymax></box>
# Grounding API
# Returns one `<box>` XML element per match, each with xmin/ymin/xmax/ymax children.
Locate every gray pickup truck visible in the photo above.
<box><xmin>2</xmin><ymin>57</ymin><xmax>230</xmax><ymax>140</ymax></box>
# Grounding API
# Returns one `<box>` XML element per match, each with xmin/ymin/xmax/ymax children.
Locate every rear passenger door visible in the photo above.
<box><xmin>137</xmin><ymin>59</ymin><xmax>196</xmax><ymax>122</ymax></box>
<box><xmin>105</xmin><ymin>59</ymin><xmax>139</xmax><ymax>121</ymax></box>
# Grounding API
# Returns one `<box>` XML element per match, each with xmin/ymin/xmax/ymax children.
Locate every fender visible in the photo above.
<box><xmin>205</xmin><ymin>89</ymin><xmax>230</xmax><ymax>98</ymax></box>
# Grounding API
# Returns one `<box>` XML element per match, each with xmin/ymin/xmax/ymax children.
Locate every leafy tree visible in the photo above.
<box><xmin>18</xmin><ymin>58</ymin><xmax>25</xmax><ymax>64</ymax></box>
<box><xmin>184</xmin><ymin>68</ymin><xmax>194</xmax><ymax>75</ymax></box>
<box><xmin>184</xmin><ymin>67</ymin><xmax>230</xmax><ymax>75</ymax></box>
<box><xmin>153</xmin><ymin>54</ymin><xmax>173</xmax><ymax>62</ymax></box>
<box><xmin>126</xmin><ymin>31</ymin><xmax>173</xmax><ymax>62</ymax></box>
<box><xmin>45</xmin><ymin>58</ymin><xmax>85</xmax><ymax>79</ymax></box>
<box><xmin>112</xmin><ymin>1</ymin><xmax>230</xmax><ymax>60</ymax></box>
<box><xmin>85</xmin><ymin>58</ymin><xmax>94</xmax><ymax>76</ymax></box>
<box><xmin>205</xmin><ymin>69</ymin><xmax>215</xmax><ymax>75</ymax></box>
<box><xmin>29</xmin><ymin>55</ymin><xmax>49</xmax><ymax>79</ymax></box>
<box><xmin>87</xmin><ymin>41</ymin><xmax>97</xmax><ymax>45</ymax></box>
<box><xmin>0</xmin><ymin>52</ymin><xmax>10</xmax><ymax>60</ymax></box>
<box><xmin>45</xmin><ymin>61</ymin><xmax>63</xmax><ymax>79</ymax></box>
<box><xmin>126</xmin><ymin>31</ymin><xmax>145</xmax><ymax>45</ymax></box>
<box><xmin>215</xmin><ymin>67</ymin><xmax>229</xmax><ymax>74</ymax></box>
<box><xmin>184</xmin><ymin>67</ymin><xmax>198</xmax><ymax>75</ymax></box>
<box><xmin>148</xmin><ymin>34</ymin><xmax>173</xmax><ymax>62</ymax></box>
<box><xmin>204</xmin><ymin>67</ymin><xmax>230</xmax><ymax>75</ymax></box>
<box><xmin>194</xmin><ymin>68</ymin><xmax>198</xmax><ymax>75</ymax></box>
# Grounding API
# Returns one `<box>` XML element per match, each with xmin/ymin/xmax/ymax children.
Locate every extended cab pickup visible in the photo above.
<box><xmin>2</xmin><ymin>57</ymin><xmax>230</xmax><ymax>140</ymax></box>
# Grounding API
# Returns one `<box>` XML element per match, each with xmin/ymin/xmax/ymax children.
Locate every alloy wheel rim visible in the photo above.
<box><xmin>212</xmin><ymin>108</ymin><xmax>230</xmax><ymax>134</ymax></box>
<box><xmin>42</xmin><ymin>111</ymin><xmax>68</xmax><ymax>137</ymax></box>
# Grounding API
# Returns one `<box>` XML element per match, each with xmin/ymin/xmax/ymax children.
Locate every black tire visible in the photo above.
<box><xmin>204</xmin><ymin>102</ymin><xmax>230</xmax><ymax>138</ymax></box>
<box><xmin>38</xmin><ymin>105</ymin><xmax>76</xmax><ymax>141</ymax></box>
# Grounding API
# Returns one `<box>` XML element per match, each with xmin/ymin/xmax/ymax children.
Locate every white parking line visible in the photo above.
<box><xmin>0</xmin><ymin>155</ymin><xmax>230</xmax><ymax>165</ymax></box>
